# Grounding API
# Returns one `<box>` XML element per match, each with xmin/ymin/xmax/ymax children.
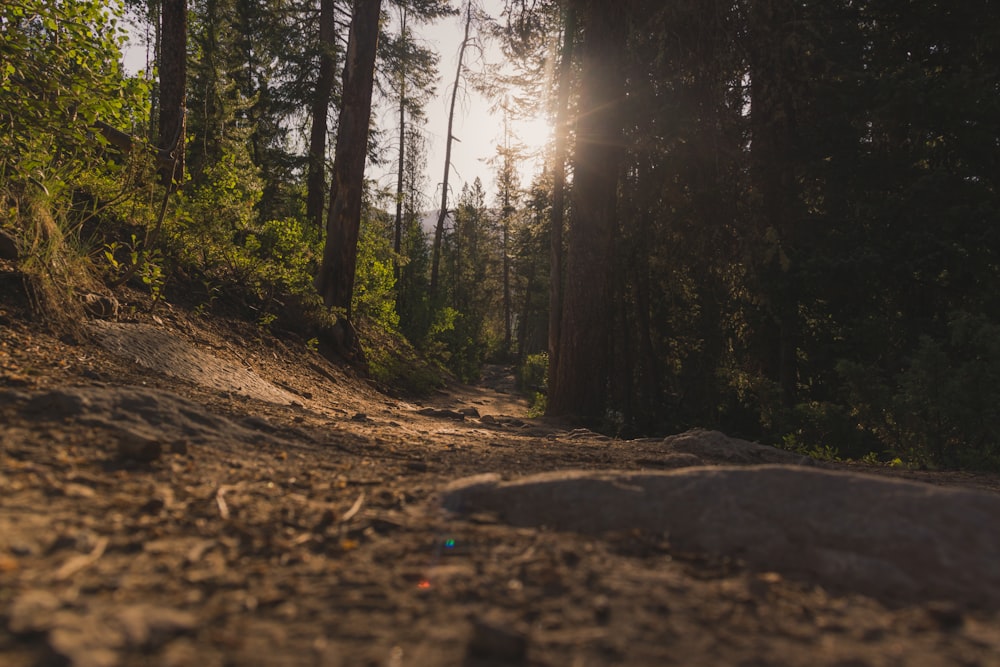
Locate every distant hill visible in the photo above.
<box><xmin>418</xmin><ymin>210</ymin><xmax>453</xmax><ymax>236</ymax></box>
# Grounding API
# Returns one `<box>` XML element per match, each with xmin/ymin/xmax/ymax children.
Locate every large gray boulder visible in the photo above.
<box><xmin>441</xmin><ymin>465</ymin><xmax>1000</xmax><ymax>608</ymax></box>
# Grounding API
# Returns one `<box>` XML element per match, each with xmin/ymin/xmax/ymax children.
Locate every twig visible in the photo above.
<box><xmin>215</xmin><ymin>487</ymin><xmax>231</xmax><ymax>520</ymax></box>
<box><xmin>55</xmin><ymin>536</ymin><xmax>109</xmax><ymax>581</ymax></box>
<box><xmin>341</xmin><ymin>492</ymin><xmax>365</xmax><ymax>523</ymax></box>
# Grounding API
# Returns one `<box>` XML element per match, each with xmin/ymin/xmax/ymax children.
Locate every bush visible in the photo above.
<box><xmin>839</xmin><ymin>311</ymin><xmax>1000</xmax><ymax>469</ymax></box>
<box><xmin>517</xmin><ymin>352</ymin><xmax>548</xmax><ymax>391</ymax></box>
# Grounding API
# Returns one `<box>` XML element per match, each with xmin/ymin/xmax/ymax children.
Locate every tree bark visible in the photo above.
<box><xmin>394</xmin><ymin>9</ymin><xmax>408</xmax><ymax>284</ymax></box>
<box><xmin>548</xmin><ymin>0</ymin><xmax>626</xmax><ymax>420</ymax></box>
<box><xmin>546</xmin><ymin>2</ymin><xmax>575</xmax><ymax>398</ymax></box>
<box><xmin>748</xmin><ymin>0</ymin><xmax>801</xmax><ymax>411</ymax></box>
<box><xmin>430</xmin><ymin>1</ymin><xmax>472</xmax><ymax>297</ymax></box>
<box><xmin>158</xmin><ymin>0</ymin><xmax>186</xmax><ymax>187</ymax></box>
<box><xmin>315</xmin><ymin>0</ymin><xmax>383</xmax><ymax>318</ymax></box>
<box><xmin>306</xmin><ymin>0</ymin><xmax>338</xmax><ymax>229</ymax></box>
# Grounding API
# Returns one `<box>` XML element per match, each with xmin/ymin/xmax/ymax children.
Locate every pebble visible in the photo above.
<box><xmin>466</xmin><ymin>616</ymin><xmax>528</xmax><ymax>661</ymax></box>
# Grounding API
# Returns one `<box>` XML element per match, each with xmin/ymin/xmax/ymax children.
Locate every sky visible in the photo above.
<box><xmin>369</xmin><ymin>1</ymin><xmax>553</xmax><ymax>206</ymax></box>
<box><xmin>123</xmin><ymin>1</ymin><xmax>554</xmax><ymax>209</ymax></box>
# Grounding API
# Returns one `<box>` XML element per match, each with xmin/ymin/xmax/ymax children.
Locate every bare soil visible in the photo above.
<box><xmin>1</xmin><ymin>285</ymin><xmax>999</xmax><ymax>667</ymax></box>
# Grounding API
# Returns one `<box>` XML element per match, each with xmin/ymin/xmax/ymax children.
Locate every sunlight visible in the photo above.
<box><xmin>511</xmin><ymin>115</ymin><xmax>555</xmax><ymax>156</ymax></box>
<box><xmin>499</xmin><ymin>114</ymin><xmax>554</xmax><ymax>186</ymax></box>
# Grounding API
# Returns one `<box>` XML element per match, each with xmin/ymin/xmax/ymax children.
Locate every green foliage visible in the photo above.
<box><xmin>0</xmin><ymin>0</ymin><xmax>153</xmax><ymax>323</ymax></box>
<box><xmin>165</xmin><ymin>139</ymin><xmax>320</xmax><ymax>319</ymax></box>
<box><xmin>519</xmin><ymin>352</ymin><xmax>550</xmax><ymax>418</ymax></box>
<box><xmin>352</xmin><ymin>212</ymin><xmax>400</xmax><ymax>331</ymax></box>
<box><xmin>433</xmin><ymin>178</ymin><xmax>506</xmax><ymax>378</ymax></box>
<box><xmin>102</xmin><ymin>234</ymin><xmax>165</xmax><ymax>305</ymax></box>
<box><xmin>0</xmin><ymin>0</ymin><xmax>149</xmax><ymax>189</ymax></box>
<box><xmin>359</xmin><ymin>318</ymin><xmax>447</xmax><ymax>397</ymax></box>
<box><xmin>422</xmin><ymin>306</ymin><xmax>484</xmax><ymax>382</ymax></box>
<box><xmin>517</xmin><ymin>352</ymin><xmax>548</xmax><ymax>391</ymax></box>
<box><xmin>839</xmin><ymin>312</ymin><xmax>1000</xmax><ymax>469</ymax></box>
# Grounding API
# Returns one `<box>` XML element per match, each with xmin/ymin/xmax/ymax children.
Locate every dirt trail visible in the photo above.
<box><xmin>2</xmin><ymin>304</ymin><xmax>1000</xmax><ymax>667</ymax></box>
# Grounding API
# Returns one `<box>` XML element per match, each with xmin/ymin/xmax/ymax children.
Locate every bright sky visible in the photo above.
<box><xmin>372</xmin><ymin>1</ymin><xmax>553</xmax><ymax>206</ymax></box>
<box><xmin>122</xmin><ymin>0</ymin><xmax>554</xmax><ymax>206</ymax></box>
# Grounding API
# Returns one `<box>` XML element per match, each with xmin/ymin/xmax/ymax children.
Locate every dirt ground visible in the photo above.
<box><xmin>2</xmin><ymin>284</ymin><xmax>1000</xmax><ymax>666</ymax></box>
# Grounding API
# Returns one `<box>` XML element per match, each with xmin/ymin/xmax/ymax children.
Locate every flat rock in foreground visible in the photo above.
<box><xmin>441</xmin><ymin>465</ymin><xmax>1000</xmax><ymax>608</ymax></box>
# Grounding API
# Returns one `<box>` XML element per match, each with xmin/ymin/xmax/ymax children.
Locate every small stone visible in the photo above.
<box><xmin>0</xmin><ymin>230</ymin><xmax>19</xmax><ymax>259</ymax></box>
<box><xmin>480</xmin><ymin>414</ymin><xmax>496</xmax><ymax>424</ymax></box>
<box><xmin>8</xmin><ymin>589</ymin><xmax>62</xmax><ymax>634</ymax></box>
<box><xmin>417</xmin><ymin>407</ymin><xmax>465</xmax><ymax>421</ymax></box>
<box><xmin>116</xmin><ymin>605</ymin><xmax>197</xmax><ymax>648</ymax></box>
<box><xmin>925</xmin><ymin>602</ymin><xmax>964</xmax><ymax>631</ymax></box>
<box><xmin>351</xmin><ymin>412</ymin><xmax>368</xmax><ymax>422</ymax></box>
<box><xmin>116</xmin><ymin>431</ymin><xmax>162</xmax><ymax>462</ymax></box>
<box><xmin>593</xmin><ymin>595</ymin><xmax>612</xmax><ymax>625</ymax></box>
<box><xmin>459</xmin><ymin>407</ymin><xmax>481</xmax><ymax>418</ymax></box>
<box><xmin>466</xmin><ymin>616</ymin><xmax>528</xmax><ymax>661</ymax></box>
<box><xmin>62</xmin><ymin>483</ymin><xmax>97</xmax><ymax>499</ymax></box>
<box><xmin>80</xmin><ymin>293</ymin><xmax>119</xmax><ymax>320</ymax></box>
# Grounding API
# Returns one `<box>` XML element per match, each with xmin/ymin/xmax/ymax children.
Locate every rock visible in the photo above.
<box><xmin>662</xmin><ymin>429</ymin><xmax>812</xmax><ymax>465</ymax></box>
<box><xmin>24</xmin><ymin>389</ymin><xmax>90</xmax><ymax>417</ymax></box>
<box><xmin>115</xmin><ymin>429</ymin><xmax>162</xmax><ymax>462</ymax></box>
<box><xmin>459</xmin><ymin>407</ymin><xmax>481</xmax><ymax>418</ymax></box>
<box><xmin>0</xmin><ymin>229</ymin><xmax>18</xmax><ymax>260</ymax></box>
<box><xmin>417</xmin><ymin>407</ymin><xmax>466</xmax><ymax>421</ymax></box>
<box><xmin>115</xmin><ymin>605</ymin><xmax>197</xmax><ymax>648</ymax></box>
<box><xmin>45</xmin><ymin>610</ymin><xmax>126</xmax><ymax>667</ymax></box>
<box><xmin>566</xmin><ymin>428</ymin><xmax>602</xmax><ymax>439</ymax></box>
<box><xmin>8</xmin><ymin>589</ymin><xmax>62</xmax><ymax>634</ymax></box>
<box><xmin>88</xmin><ymin>321</ymin><xmax>298</xmax><ymax>405</ymax></box>
<box><xmin>465</xmin><ymin>615</ymin><xmax>528</xmax><ymax>662</ymax></box>
<box><xmin>12</xmin><ymin>385</ymin><xmax>282</xmax><ymax>449</ymax></box>
<box><xmin>80</xmin><ymin>293</ymin><xmax>119</xmax><ymax>320</ymax></box>
<box><xmin>441</xmin><ymin>465</ymin><xmax>1000</xmax><ymax>608</ymax></box>
<box><xmin>8</xmin><ymin>597</ymin><xmax>195</xmax><ymax>667</ymax></box>
<box><xmin>48</xmin><ymin>624</ymin><xmax>122</xmax><ymax>667</ymax></box>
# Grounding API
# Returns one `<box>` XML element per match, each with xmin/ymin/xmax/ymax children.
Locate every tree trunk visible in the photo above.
<box><xmin>502</xmin><ymin>199</ymin><xmax>512</xmax><ymax>355</ymax></box>
<box><xmin>546</xmin><ymin>2</ymin><xmax>575</xmax><ymax>398</ymax></box>
<box><xmin>306</xmin><ymin>0</ymin><xmax>338</xmax><ymax>229</ymax></box>
<box><xmin>430</xmin><ymin>1</ymin><xmax>472</xmax><ymax>296</ymax></box>
<box><xmin>394</xmin><ymin>9</ymin><xmax>408</xmax><ymax>284</ymax></box>
<box><xmin>548</xmin><ymin>0</ymin><xmax>627</xmax><ymax>420</ymax></box>
<box><xmin>315</xmin><ymin>0</ymin><xmax>383</xmax><ymax>318</ymax></box>
<box><xmin>158</xmin><ymin>0</ymin><xmax>186</xmax><ymax>187</ymax></box>
<box><xmin>748</xmin><ymin>0</ymin><xmax>801</xmax><ymax>411</ymax></box>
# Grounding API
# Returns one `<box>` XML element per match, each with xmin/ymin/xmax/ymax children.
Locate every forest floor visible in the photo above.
<box><xmin>2</xmin><ymin>277</ymin><xmax>1000</xmax><ymax>666</ymax></box>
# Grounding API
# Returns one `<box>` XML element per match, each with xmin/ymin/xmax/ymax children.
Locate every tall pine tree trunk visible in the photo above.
<box><xmin>315</xmin><ymin>0</ymin><xmax>382</xmax><ymax>320</ymax></box>
<box><xmin>306</xmin><ymin>0</ymin><xmax>338</xmax><ymax>229</ymax></box>
<box><xmin>158</xmin><ymin>0</ymin><xmax>186</xmax><ymax>186</ymax></box>
<box><xmin>430</xmin><ymin>1</ymin><xmax>472</xmax><ymax>296</ymax></box>
<box><xmin>394</xmin><ymin>9</ymin><xmax>408</xmax><ymax>284</ymax></box>
<box><xmin>547</xmin><ymin>3</ymin><xmax>575</xmax><ymax>398</ymax></box>
<box><xmin>749</xmin><ymin>0</ymin><xmax>801</xmax><ymax>411</ymax></box>
<box><xmin>502</xmin><ymin>193</ymin><xmax>512</xmax><ymax>355</ymax></box>
<box><xmin>548</xmin><ymin>0</ymin><xmax>627</xmax><ymax>419</ymax></box>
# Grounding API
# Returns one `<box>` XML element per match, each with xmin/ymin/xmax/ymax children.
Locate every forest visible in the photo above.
<box><xmin>2</xmin><ymin>0</ymin><xmax>999</xmax><ymax>469</ymax></box>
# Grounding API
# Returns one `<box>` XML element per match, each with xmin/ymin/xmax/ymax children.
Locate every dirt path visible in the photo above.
<box><xmin>2</xmin><ymin>304</ymin><xmax>999</xmax><ymax>666</ymax></box>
